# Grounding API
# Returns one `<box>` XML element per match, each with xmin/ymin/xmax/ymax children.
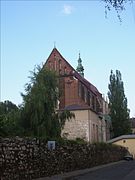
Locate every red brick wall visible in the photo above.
<box><xmin>45</xmin><ymin>48</ymin><xmax>73</xmax><ymax>76</ymax></box>
<box><xmin>45</xmin><ymin>48</ymin><xmax>88</xmax><ymax>109</ymax></box>
<box><xmin>44</xmin><ymin>48</ymin><xmax>102</xmax><ymax>111</ymax></box>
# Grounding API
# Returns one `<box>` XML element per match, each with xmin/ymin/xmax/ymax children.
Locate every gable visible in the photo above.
<box><xmin>44</xmin><ymin>48</ymin><xmax>102</xmax><ymax>98</ymax></box>
<box><xmin>44</xmin><ymin>48</ymin><xmax>75</xmax><ymax>75</ymax></box>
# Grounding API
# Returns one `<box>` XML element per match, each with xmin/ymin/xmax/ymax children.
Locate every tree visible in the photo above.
<box><xmin>108</xmin><ymin>70</ymin><xmax>131</xmax><ymax>137</ymax></box>
<box><xmin>104</xmin><ymin>0</ymin><xmax>131</xmax><ymax>11</ymax></box>
<box><xmin>0</xmin><ymin>100</ymin><xmax>18</xmax><ymax>115</ymax></box>
<box><xmin>0</xmin><ymin>101</ymin><xmax>23</xmax><ymax>137</ymax></box>
<box><xmin>21</xmin><ymin>65</ymin><xmax>74</xmax><ymax>138</ymax></box>
<box><xmin>103</xmin><ymin>0</ymin><xmax>132</xmax><ymax>21</ymax></box>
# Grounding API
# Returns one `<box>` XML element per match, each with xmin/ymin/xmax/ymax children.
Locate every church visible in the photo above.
<box><xmin>44</xmin><ymin>47</ymin><xmax>110</xmax><ymax>142</ymax></box>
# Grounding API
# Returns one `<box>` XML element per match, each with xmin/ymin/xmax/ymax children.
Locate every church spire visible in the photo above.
<box><xmin>76</xmin><ymin>52</ymin><xmax>84</xmax><ymax>77</ymax></box>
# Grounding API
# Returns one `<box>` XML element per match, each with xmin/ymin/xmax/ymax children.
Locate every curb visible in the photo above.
<box><xmin>35</xmin><ymin>160</ymin><xmax>125</xmax><ymax>180</ymax></box>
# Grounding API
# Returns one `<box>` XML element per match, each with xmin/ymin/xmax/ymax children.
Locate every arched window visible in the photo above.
<box><xmin>59</xmin><ymin>59</ymin><xmax>62</xmax><ymax>70</ymax></box>
<box><xmin>92</xmin><ymin>95</ymin><xmax>95</xmax><ymax>110</ymax></box>
<box><xmin>78</xmin><ymin>82</ymin><xmax>81</xmax><ymax>97</ymax></box>
<box><xmin>84</xmin><ymin>87</ymin><xmax>87</xmax><ymax>103</ymax></box>
<box><xmin>54</xmin><ymin>59</ymin><xmax>57</xmax><ymax>70</ymax></box>
<box><xmin>87</xmin><ymin>91</ymin><xmax>90</xmax><ymax>106</ymax></box>
<box><xmin>81</xmin><ymin>84</ymin><xmax>85</xmax><ymax>101</ymax></box>
<box><xmin>64</xmin><ymin>66</ymin><xmax>67</xmax><ymax>74</ymax></box>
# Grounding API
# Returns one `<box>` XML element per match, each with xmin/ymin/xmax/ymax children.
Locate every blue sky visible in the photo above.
<box><xmin>1</xmin><ymin>1</ymin><xmax>135</xmax><ymax>117</ymax></box>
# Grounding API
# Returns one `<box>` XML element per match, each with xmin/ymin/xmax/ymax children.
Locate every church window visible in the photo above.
<box><xmin>87</xmin><ymin>91</ymin><xmax>90</xmax><ymax>106</ymax></box>
<box><xmin>84</xmin><ymin>87</ymin><xmax>87</xmax><ymax>103</ymax></box>
<box><xmin>95</xmin><ymin>97</ymin><xmax>97</xmax><ymax>111</ymax></box>
<box><xmin>78</xmin><ymin>82</ymin><xmax>81</xmax><ymax>97</ymax></box>
<box><xmin>64</xmin><ymin>66</ymin><xmax>67</xmax><ymax>74</ymax></box>
<box><xmin>59</xmin><ymin>59</ymin><xmax>62</xmax><ymax>70</ymax></box>
<box><xmin>96</xmin><ymin>98</ymin><xmax>100</xmax><ymax>113</ymax></box>
<box><xmin>54</xmin><ymin>60</ymin><xmax>57</xmax><ymax>70</ymax></box>
<box><xmin>81</xmin><ymin>84</ymin><xmax>85</xmax><ymax>101</ymax></box>
<box><xmin>92</xmin><ymin>95</ymin><xmax>96</xmax><ymax>110</ymax></box>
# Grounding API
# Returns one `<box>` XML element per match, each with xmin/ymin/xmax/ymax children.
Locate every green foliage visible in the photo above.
<box><xmin>75</xmin><ymin>137</ymin><xmax>87</xmax><ymax>144</ymax></box>
<box><xmin>0</xmin><ymin>65</ymin><xmax>74</xmax><ymax>138</ymax></box>
<box><xmin>108</xmin><ymin>70</ymin><xmax>131</xmax><ymax>137</ymax></box>
<box><xmin>55</xmin><ymin>137</ymin><xmax>87</xmax><ymax>146</ymax></box>
<box><xmin>104</xmin><ymin>0</ymin><xmax>130</xmax><ymax>11</ymax></box>
<box><xmin>21</xmin><ymin>66</ymin><xmax>59</xmax><ymax>137</ymax></box>
<box><xmin>0</xmin><ymin>100</ymin><xmax>18</xmax><ymax>114</ymax></box>
<box><xmin>103</xmin><ymin>0</ymin><xmax>132</xmax><ymax>22</ymax></box>
<box><xmin>21</xmin><ymin>65</ymin><xmax>74</xmax><ymax>138</ymax></box>
<box><xmin>55</xmin><ymin>110</ymin><xmax>75</xmax><ymax>130</ymax></box>
<box><xmin>0</xmin><ymin>101</ymin><xmax>23</xmax><ymax>137</ymax></box>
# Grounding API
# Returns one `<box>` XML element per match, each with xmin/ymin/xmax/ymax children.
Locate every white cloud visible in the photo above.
<box><xmin>62</xmin><ymin>5</ymin><xmax>74</xmax><ymax>15</ymax></box>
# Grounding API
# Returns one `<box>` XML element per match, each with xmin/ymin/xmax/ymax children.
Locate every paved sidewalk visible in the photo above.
<box><xmin>35</xmin><ymin>160</ymin><xmax>125</xmax><ymax>180</ymax></box>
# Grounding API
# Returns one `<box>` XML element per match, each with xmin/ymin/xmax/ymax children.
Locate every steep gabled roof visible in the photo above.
<box><xmin>45</xmin><ymin>48</ymin><xmax>102</xmax><ymax>98</ymax></box>
<box><xmin>44</xmin><ymin>48</ymin><xmax>72</xmax><ymax>68</ymax></box>
<box><xmin>74</xmin><ymin>71</ymin><xmax>102</xmax><ymax>97</ymax></box>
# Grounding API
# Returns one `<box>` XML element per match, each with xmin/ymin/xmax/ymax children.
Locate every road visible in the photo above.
<box><xmin>71</xmin><ymin>160</ymin><xmax>135</xmax><ymax>180</ymax></box>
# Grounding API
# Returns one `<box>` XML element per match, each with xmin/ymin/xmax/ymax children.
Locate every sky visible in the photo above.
<box><xmin>1</xmin><ymin>0</ymin><xmax>135</xmax><ymax>117</ymax></box>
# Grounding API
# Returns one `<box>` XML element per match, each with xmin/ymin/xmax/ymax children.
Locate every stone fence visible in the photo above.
<box><xmin>0</xmin><ymin>137</ymin><xmax>127</xmax><ymax>180</ymax></box>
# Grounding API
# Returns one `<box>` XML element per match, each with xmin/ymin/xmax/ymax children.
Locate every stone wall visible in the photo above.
<box><xmin>0</xmin><ymin>137</ymin><xmax>127</xmax><ymax>180</ymax></box>
<box><xmin>62</xmin><ymin>110</ymin><xmax>89</xmax><ymax>141</ymax></box>
<box><xmin>62</xmin><ymin>109</ymin><xmax>105</xmax><ymax>143</ymax></box>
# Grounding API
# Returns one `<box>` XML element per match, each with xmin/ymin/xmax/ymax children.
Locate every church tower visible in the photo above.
<box><xmin>76</xmin><ymin>53</ymin><xmax>84</xmax><ymax>77</ymax></box>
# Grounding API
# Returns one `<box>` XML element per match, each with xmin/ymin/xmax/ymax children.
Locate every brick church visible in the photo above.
<box><xmin>44</xmin><ymin>47</ymin><xmax>110</xmax><ymax>142</ymax></box>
